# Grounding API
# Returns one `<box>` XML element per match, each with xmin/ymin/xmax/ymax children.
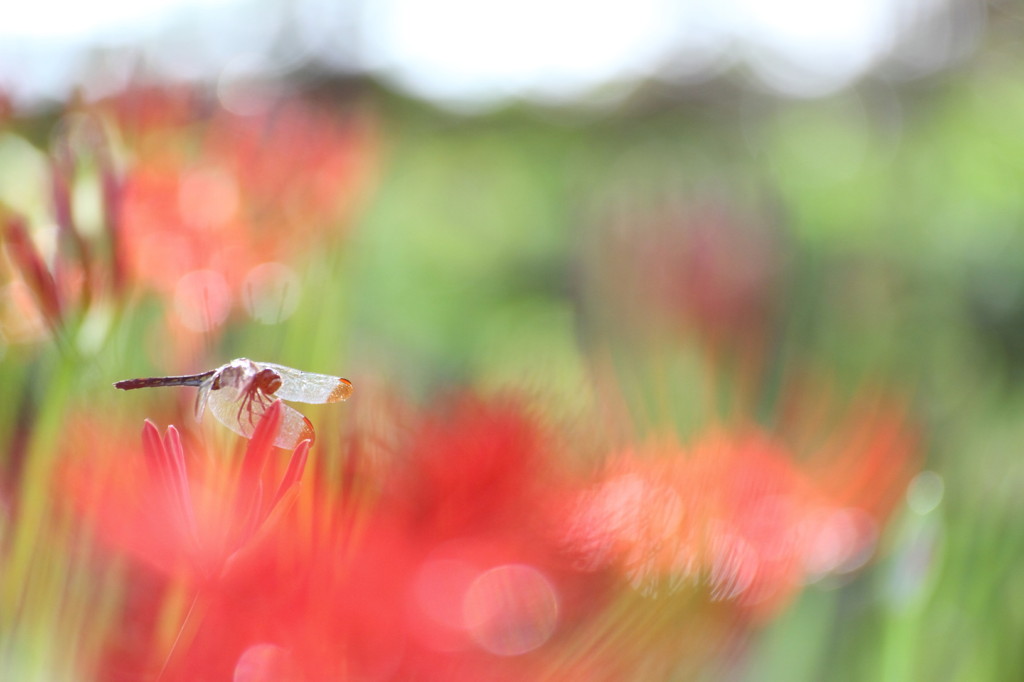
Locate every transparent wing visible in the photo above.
<box><xmin>206</xmin><ymin>387</ymin><xmax>316</xmax><ymax>449</ymax></box>
<box><xmin>259</xmin><ymin>362</ymin><xmax>353</xmax><ymax>404</ymax></box>
<box><xmin>194</xmin><ymin>378</ymin><xmax>213</xmax><ymax>419</ymax></box>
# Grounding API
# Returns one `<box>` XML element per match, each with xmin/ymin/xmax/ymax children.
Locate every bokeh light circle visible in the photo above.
<box><xmin>242</xmin><ymin>262</ymin><xmax>301</xmax><ymax>325</ymax></box>
<box><xmin>233</xmin><ymin>643</ymin><xmax>298</xmax><ymax>682</ymax></box>
<box><xmin>907</xmin><ymin>471</ymin><xmax>944</xmax><ymax>516</ymax></box>
<box><xmin>462</xmin><ymin>564</ymin><xmax>559</xmax><ymax>657</ymax></box>
<box><xmin>173</xmin><ymin>269</ymin><xmax>232</xmax><ymax>332</ymax></box>
<box><xmin>805</xmin><ymin>507</ymin><xmax>878</xmax><ymax>577</ymax></box>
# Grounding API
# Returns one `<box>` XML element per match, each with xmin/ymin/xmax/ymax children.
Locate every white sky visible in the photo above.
<box><xmin>0</xmin><ymin>0</ymin><xmax>964</xmax><ymax>107</ymax></box>
<box><xmin>0</xmin><ymin>0</ymin><xmax>236</xmax><ymax>38</ymax></box>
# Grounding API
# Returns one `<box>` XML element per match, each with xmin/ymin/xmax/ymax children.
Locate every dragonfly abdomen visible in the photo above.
<box><xmin>114</xmin><ymin>372</ymin><xmax>215</xmax><ymax>390</ymax></box>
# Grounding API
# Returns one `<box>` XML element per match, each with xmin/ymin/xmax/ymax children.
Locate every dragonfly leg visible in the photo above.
<box><xmin>237</xmin><ymin>388</ymin><xmax>259</xmax><ymax>429</ymax></box>
<box><xmin>249</xmin><ymin>391</ymin><xmax>265</xmax><ymax>427</ymax></box>
<box><xmin>236</xmin><ymin>385</ymin><xmax>272</xmax><ymax>430</ymax></box>
<box><xmin>235</xmin><ymin>393</ymin><xmax>248</xmax><ymax>427</ymax></box>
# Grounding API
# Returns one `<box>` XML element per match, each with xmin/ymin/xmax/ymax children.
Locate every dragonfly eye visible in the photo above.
<box><xmin>257</xmin><ymin>369</ymin><xmax>282</xmax><ymax>395</ymax></box>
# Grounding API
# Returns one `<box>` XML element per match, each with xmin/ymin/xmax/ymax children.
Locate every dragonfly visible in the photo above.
<box><xmin>114</xmin><ymin>358</ymin><xmax>353</xmax><ymax>449</ymax></box>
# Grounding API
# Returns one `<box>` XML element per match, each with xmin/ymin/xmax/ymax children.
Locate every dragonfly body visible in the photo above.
<box><xmin>114</xmin><ymin>358</ymin><xmax>353</xmax><ymax>448</ymax></box>
<box><xmin>113</xmin><ymin>371</ymin><xmax>215</xmax><ymax>391</ymax></box>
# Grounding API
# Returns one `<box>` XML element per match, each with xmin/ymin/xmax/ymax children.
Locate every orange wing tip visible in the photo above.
<box><xmin>328</xmin><ymin>378</ymin><xmax>354</xmax><ymax>403</ymax></box>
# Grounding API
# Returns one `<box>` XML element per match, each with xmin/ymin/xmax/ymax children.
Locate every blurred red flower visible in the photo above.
<box><xmin>63</xmin><ymin>395</ymin><xmax>611</xmax><ymax>681</ymax></box>
<box><xmin>60</xmin><ymin>400</ymin><xmax>310</xmax><ymax>679</ymax></box>
<box><xmin>187</xmin><ymin>395</ymin><xmax>609</xmax><ymax>681</ymax></box>
<box><xmin>107</xmin><ymin>87</ymin><xmax>376</xmax><ymax>295</ymax></box>
<box><xmin>0</xmin><ymin>85</ymin><xmax>377</xmax><ymax>363</ymax></box>
<box><xmin>64</xmin><ymin>400</ymin><xmax>308</xmax><ymax>583</ymax></box>
<box><xmin>565</xmin><ymin>391</ymin><xmax>918</xmax><ymax>619</ymax></box>
<box><xmin>2</xmin><ymin>87</ymin><xmax>368</xmax><ymax>349</ymax></box>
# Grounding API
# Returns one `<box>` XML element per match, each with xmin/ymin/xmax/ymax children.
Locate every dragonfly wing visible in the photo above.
<box><xmin>194</xmin><ymin>378</ymin><xmax>213</xmax><ymax>420</ymax></box>
<box><xmin>206</xmin><ymin>387</ymin><xmax>249</xmax><ymax>439</ymax></box>
<box><xmin>273</xmin><ymin>403</ymin><xmax>317</xmax><ymax>449</ymax></box>
<box><xmin>206</xmin><ymin>387</ymin><xmax>315</xmax><ymax>449</ymax></box>
<box><xmin>261</xmin><ymin>362</ymin><xmax>353</xmax><ymax>404</ymax></box>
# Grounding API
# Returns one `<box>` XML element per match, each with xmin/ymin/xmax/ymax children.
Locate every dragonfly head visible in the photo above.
<box><xmin>254</xmin><ymin>368</ymin><xmax>283</xmax><ymax>396</ymax></box>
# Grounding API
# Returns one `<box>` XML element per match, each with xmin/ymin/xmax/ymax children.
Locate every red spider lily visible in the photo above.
<box><xmin>116</xmin><ymin>159</ymin><xmax>257</xmax><ymax>298</ymax></box>
<box><xmin>566</xmin><ymin>430</ymin><xmax>813</xmax><ymax>613</ymax></box>
<box><xmin>203</xmin><ymin>99</ymin><xmax>374</xmax><ymax>241</ymax></box>
<box><xmin>185</xmin><ymin>393</ymin><xmax>610</xmax><ymax>679</ymax></box>
<box><xmin>87</xmin><ymin>87</ymin><xmax>379</xmax><ymax>364</ymax></box>
<box><xmin>4</xmin><ymin>86</ymin><xmax>376</xmax><ymax>352</ymax></box>
<box><xmin>565</xmin><ymin>394</ymin><xmax>918</xmax><ymax>620</ymax></box>
<box><xmin>60</xmin><ymin>400</ymin><xmax>309</xmax><ymax>678</ymax></box>
<box><xmin>105</xmin><ymin>87</ymin><xmax>376</xmax><ymax>296</ymax></box>
<box><xmin>64</xmin><ymin>399</ymin><xmax>308</xmax><ymax>582</ymax></box>
<box><xmin>84</xmin><ymin>395</ymin><xmax>611</xmax><ymax>681</ymax></box>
